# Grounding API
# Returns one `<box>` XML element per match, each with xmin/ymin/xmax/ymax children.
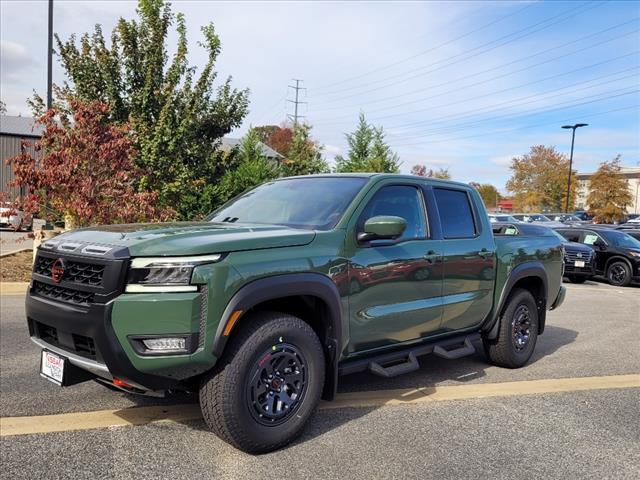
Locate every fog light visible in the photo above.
<box><xmin>142</xmin><ymin>337</ymin><xmax>186</xmax><ymax>351</ymax></box>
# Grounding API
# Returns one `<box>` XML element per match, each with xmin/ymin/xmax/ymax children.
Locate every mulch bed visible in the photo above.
<box><xmin>0</xmin><ymin>250</ymin><xmax>34</xmax><ymax>282</ymax></box>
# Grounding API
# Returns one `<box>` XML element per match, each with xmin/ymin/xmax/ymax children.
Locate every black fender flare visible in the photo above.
<box><xmin>483</xmin><ymin>262</ymin><xmax>549</xmax><ymax>340</ymax></box>
<box><xmin>212</xmin><ymin>272</ymin><xmax>343</xmax><ymax>400</ymax></box>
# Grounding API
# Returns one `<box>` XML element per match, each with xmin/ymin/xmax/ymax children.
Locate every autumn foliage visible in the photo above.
<box><xmin>586</xmin><ymin>156</ymin><xmax>633</xmax><ymax>223</ymax></box>
<box><xmin>506</xmin><ymin>145</ymin><xmax>576</xmax><ymax>212</ymax></box>
<box><xmin>8</xmin><ymin>100</ymin><xmax>172</xmax><ymax>227</ymax></box>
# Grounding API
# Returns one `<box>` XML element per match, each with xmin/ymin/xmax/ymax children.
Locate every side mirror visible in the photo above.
<box><xmin>358</xmin><ymin>215</ymin><xmax>407</xmax><ymax>242</ymax></box>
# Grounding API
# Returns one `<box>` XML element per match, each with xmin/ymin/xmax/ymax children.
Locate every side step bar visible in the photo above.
<box><xmin>339</xmin><ymin>333</ymin><xmax>481</xmax><ymax>378</ymax></box>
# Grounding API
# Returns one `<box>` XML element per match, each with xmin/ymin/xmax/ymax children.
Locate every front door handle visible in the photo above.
<box><xmin>478</xmin><ymin>249</ymin><xmax>493</xmax><ymax>258</ymax></box>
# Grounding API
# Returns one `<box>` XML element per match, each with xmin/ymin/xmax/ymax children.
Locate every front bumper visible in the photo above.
<box><xmin>550</xmin><ymin>285</ymin><xmax>566</xmax><ymax>310</ymax></box>
<box><xmin>26</xmin><ymin>287</ymin><xmax>215</xmax><ymax>392</ymax></box>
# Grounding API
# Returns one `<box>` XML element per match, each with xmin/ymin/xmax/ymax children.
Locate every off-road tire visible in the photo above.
<box><xmin>606</xmin><ymin>261</ymin><xmax>632</xmax><ymax>287</ymax></box>
<box><xmin>483</xmin><ymin>288</ymin><xmax>538</xmax><ymax>369</ymax></box>
<box><xmin>199</xmin><ymin>311</ymin><xmax>325</xmax><ymax>454</ymax></box>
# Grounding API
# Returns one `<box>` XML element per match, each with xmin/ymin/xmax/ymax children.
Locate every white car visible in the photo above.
<box><xmin>0</xmin><ymin>203</ymin><xmax>32</xmax><ymax>231</ymax></box>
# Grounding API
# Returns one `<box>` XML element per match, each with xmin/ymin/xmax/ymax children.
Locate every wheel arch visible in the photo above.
<box><xmin>212</xmin><ymin>273</ymin><xmax>343</xmax><ymax>400</ymax></box>
<box><xmin>483</xmin><ymin>262</ymin><xmax>549</xmax><ymax>340</ymax></box>
<box><xmin>604</xmin><ymin>255</ymin><xmax>633</xmax><ymax>272</ymax></box>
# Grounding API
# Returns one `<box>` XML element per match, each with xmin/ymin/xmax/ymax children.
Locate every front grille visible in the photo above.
<box><xmin>564</xmin><ymin>249</ymin><xmax>593</xmax><ymax>264</ymax></box>
<box><xmin>33</xmin><ymin>281</ymin><xmax>95</xmax><ymax>306</ymax></box>
<box><xmin>34</xmin><ymin>256</ymin><xmax>105</xmax><ymax>286</ymax></box>
<box><xmin>34</xmin><ymin>321</ymin><xmax>97</xmax><ymax>360</ymax></box>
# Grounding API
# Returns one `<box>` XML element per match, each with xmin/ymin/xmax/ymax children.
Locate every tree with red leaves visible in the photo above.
<box><xmin>7</xmin><ymin>100</ymin><xmax>172</xmax><ymax>227</ymax></box>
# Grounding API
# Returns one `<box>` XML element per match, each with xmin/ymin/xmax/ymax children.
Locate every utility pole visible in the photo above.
<box><xmin>561</xmin><ymin>123</ymin><xmax>588</xmax><ymax>213</ymax></box>
<box><xmin>287</xmin><ymin>79</ymin><xmax>306</xmax><ymax>126</ymax></box>
<box><xmin>47</xmin><ymin>0</ymin><xmax>54</xmax><ymax>110</ymax></box>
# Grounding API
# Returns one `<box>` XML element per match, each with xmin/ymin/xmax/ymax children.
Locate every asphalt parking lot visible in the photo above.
<box><xmin>1</xmin><ymin>280</ymin><xmax>639</xmax><ymax>479</ymax></box>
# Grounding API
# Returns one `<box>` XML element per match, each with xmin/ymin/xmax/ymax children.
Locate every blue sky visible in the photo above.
<box><xmin>1</xmin><ymin>0</ymin><xmax>638</xmax><ymax>191</ymax></box>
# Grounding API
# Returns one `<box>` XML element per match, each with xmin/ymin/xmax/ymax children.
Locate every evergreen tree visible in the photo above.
<box><xmin>334</xmin><ymin>114</ymin><xmax>400</xmax><ymax>173</ymax></box>
<box><xmin>282</xmin><ymin>124</ymin><xmax>329</xmax><ymax>176</ymax></box>
<box><xmin>216</xmin><ymin>128</ymin><xmax>278</xmax><ymax>204</ymax></box>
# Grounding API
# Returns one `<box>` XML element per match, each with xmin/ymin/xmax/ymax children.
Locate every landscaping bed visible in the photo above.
<box><xmin>0</xmin><ymin>250</ymin><xmax>33</xmax><ymax>282</ymax></box>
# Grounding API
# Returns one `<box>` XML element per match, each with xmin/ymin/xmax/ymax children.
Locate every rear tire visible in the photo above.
<box><xmin>606</xmin><ymin>261</ymin><xmax>631</xmax><ymax>287</ymax></box>
<box><xmin>199</xmin><ymin>311</ymin><xmax>325</xmax><ymax>454</ymax></box>
<box><xmin>483</xmin><ymin>288</ymin><xmax>538</xmax><ymax>369</ymax></box>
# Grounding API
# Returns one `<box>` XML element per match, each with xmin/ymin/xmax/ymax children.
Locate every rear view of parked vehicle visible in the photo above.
<box><xmin>0</xmin><ymin>203</ymin><xmax>32</xmax><ymax>231</ymax></box>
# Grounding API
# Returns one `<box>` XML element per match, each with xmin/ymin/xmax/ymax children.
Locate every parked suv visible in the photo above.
<box><xmin>549</xmin><ymin>230</ymin><xmax>596</xmax><ymax>283</ymax></box>
<box><xmin>27</xmin><ymin>174</ymin><xmax>565</xmax><ymax>453</ymax></box>
<box><xmin>555</xmin><ymin>226</ymin><xmax>640</xmax><ymax>286</ymax></box>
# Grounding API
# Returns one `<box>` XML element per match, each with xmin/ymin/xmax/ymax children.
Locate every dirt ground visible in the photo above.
<box><xmin>0</xmin><ymin>250</ymin><xmax>34</xmax><ymax>282</ymax></box>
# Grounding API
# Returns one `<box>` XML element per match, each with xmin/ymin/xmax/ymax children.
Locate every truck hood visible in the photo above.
<box><xmin>51</xmin><ymin>222</ymin><xmax>316</xmax><ymax>257</ymax></box>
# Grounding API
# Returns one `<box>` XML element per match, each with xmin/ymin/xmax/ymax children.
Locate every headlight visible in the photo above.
<box><xmin>628</xmin><ymin>251</ymin><xmax>640</xmax><ymax>258</ymax></box>
<box><xmin>125</xmin><ymin>254</ymin><xmax>222</xmax><ymax>293</ymax></box>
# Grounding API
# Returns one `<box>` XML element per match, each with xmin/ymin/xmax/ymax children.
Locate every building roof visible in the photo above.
<box><xmin>0</xmin><ymin>115</ymin><xmax>44</xmax><ymax>137</ymax></box>
<box><xmin>576</xmin><ymin>166</ymin><xmax>640</xmax><ymax>179</ymax></box>
<box><xmin>0</xmin><ymin>115</ymin><xmax>285</xmax><ymax>159</ymax></box>
<box><xmin>220</xmin><ymin>137</ymin><xmax>284</xmax><ymax>159</ymax></box>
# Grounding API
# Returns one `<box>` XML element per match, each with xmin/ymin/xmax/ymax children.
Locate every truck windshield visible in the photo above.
<box><xmin>207</xmin><ymin>177</ymin><xmax>368</xmax><ymax>230</ymax></box>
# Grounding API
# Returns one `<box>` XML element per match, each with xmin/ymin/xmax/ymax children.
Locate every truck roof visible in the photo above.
<box><xmin>279</xmin><ymin>173</ymin><xmax>472</xmax><ymax>189</ymax></box>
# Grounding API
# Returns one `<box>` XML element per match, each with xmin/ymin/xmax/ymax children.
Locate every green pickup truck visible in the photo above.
<box><xmin>27</xmin><ymin>174</ymin><xmax>565</xmax><ymax>453</ymax></box>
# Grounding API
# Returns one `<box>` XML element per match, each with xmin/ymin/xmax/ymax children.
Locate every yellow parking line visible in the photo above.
<box><xmin>1</xmin><ymin>374</ymin><xmax>638</xmax><ymax>437</ymax></box>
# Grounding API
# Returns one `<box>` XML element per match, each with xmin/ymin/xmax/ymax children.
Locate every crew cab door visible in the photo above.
<box><xmin>346</xmin><ymin>182</ymin><xmax>444</xmax><ymax>353</ymax></box>
<box><xmin>432</xmin><ymin>187</ymin><xmax>495</xmax><ymax>332</ymax></box>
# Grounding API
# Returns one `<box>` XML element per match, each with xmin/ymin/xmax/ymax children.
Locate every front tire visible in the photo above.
<box><xmin>483</xmin><ymin>288</ymin><xmax>538</xmax><ymax>369</ymax></box>
<box><xmin>199</xmin><ymin>312</ymin><xmax>325</xmax><ymax>454</ymax></box>
<box><xmin>606</xmin><ymin>261</ymin><xmax>631</xmax><ymax>287</ymax></box>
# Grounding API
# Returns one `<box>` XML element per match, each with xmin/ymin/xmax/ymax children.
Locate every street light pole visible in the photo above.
<box><xmin>562</xmin><ymin>123</ymin><xmax>588</xmax><ymax>213</ymax></box>
<box><xmin>47</xmin><ymin>0</ymin><xmax>53</xmax><ymax>110</ymax></box>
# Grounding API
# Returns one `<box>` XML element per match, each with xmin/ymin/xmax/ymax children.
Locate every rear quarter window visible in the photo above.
<box><xmin>434</xmin><ymin>188</ymin><xmax>477</xmax><ymax>238</ymax></box>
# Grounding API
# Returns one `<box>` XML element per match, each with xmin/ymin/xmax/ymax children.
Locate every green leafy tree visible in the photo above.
<box><xmin>586</xmin><ymin>155</ymin><xmax>632</xmax><ymax>223</ymax></box>
<box><xmin>47</xmin><ymin>0</ymin><xmax>250</xmax><ymax>219</ymax></box>
<box><xmin>506</xmin><ymin>145</ymin><xmax>576</xmax><ymax>212</ymax></box>
<box><xmin>334</xmin><ymin>114</ymin><xmax>400</xmax><ymax>173</ymax></box>
<box><xmin>282</xmin><ymin>124</ymin><xmax>329</xmax><ymax>176</ymax></box>
<box><xmin>470</xmin><ymin>182</ymin><xmax>502</xmax><ymax>209</ymax></box>
<box><xmin>215</xmin><ymin>128</ymin><xmax>278</xmax><ymax>205</ymax></box>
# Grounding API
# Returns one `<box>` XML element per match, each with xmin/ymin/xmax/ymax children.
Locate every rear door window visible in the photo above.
<box><xmin>558</xmin><ymin>229</ymin><xmax>581</xmax><ymax>242</ymax></box>
<box><xmin>434</xmin><ymin>188</ymin><xmax>477</xmax><ymax>238</ymax></box>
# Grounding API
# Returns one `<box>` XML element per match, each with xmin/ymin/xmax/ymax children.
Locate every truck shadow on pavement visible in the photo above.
<box><xmin>114</xmin><ymin>325</ymin><xmax>578</xmax><ymax>453</ymax></box>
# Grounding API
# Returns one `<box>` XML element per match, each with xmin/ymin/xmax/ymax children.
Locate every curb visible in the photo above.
<box><xmin>0</xmin><ymin>248</ymin><xmax>32</xmax><ymax>258</ymax></box>
<box><xmin>0</xmin><ymin>282</ymin><xmax>29</xmax><ymax>295</ymax></box>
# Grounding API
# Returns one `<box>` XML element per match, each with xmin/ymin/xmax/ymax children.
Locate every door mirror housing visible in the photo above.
<box><xmin>358</xmin><ymin>215</ymin><xmax>407</xmax><ymax>242</ymax></box>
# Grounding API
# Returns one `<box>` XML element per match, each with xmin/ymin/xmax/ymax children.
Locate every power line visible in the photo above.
<box><xmin>386</xmin><ymin>86</ymin><xmax>639</xmax><ymax>143</ymax></box>
<box><xmin>313</xmin><ymin>51</ymin><xmax>639</xmax><ymax>129</ymax></box>
<box><xmin>287</xmin><ymin>79</ymin><xmax>307</xmax><ymax>126</ymax></box>
<box><xmin>310</xmin><ymin>19</ymin><xmax>639</xmax><ymax>115</ymax></box>
<box><xmin>383</xmin><ymin>67</ymin><xmax>639</xmax><ymax>140</ymax></box>
<box><xmin>311</xmin><ymin>1</ymin><xmax>538</xmax><ymax>92</ymax></box>
<box><xmin>388</xmin><ymin>93</ymin><xmax>639</xmax><ymax>148</ymax></box>
<box><xmin>311</xmin><ymin>1</ymin><xmax>603</xmax><ymax>99</ymax></box>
